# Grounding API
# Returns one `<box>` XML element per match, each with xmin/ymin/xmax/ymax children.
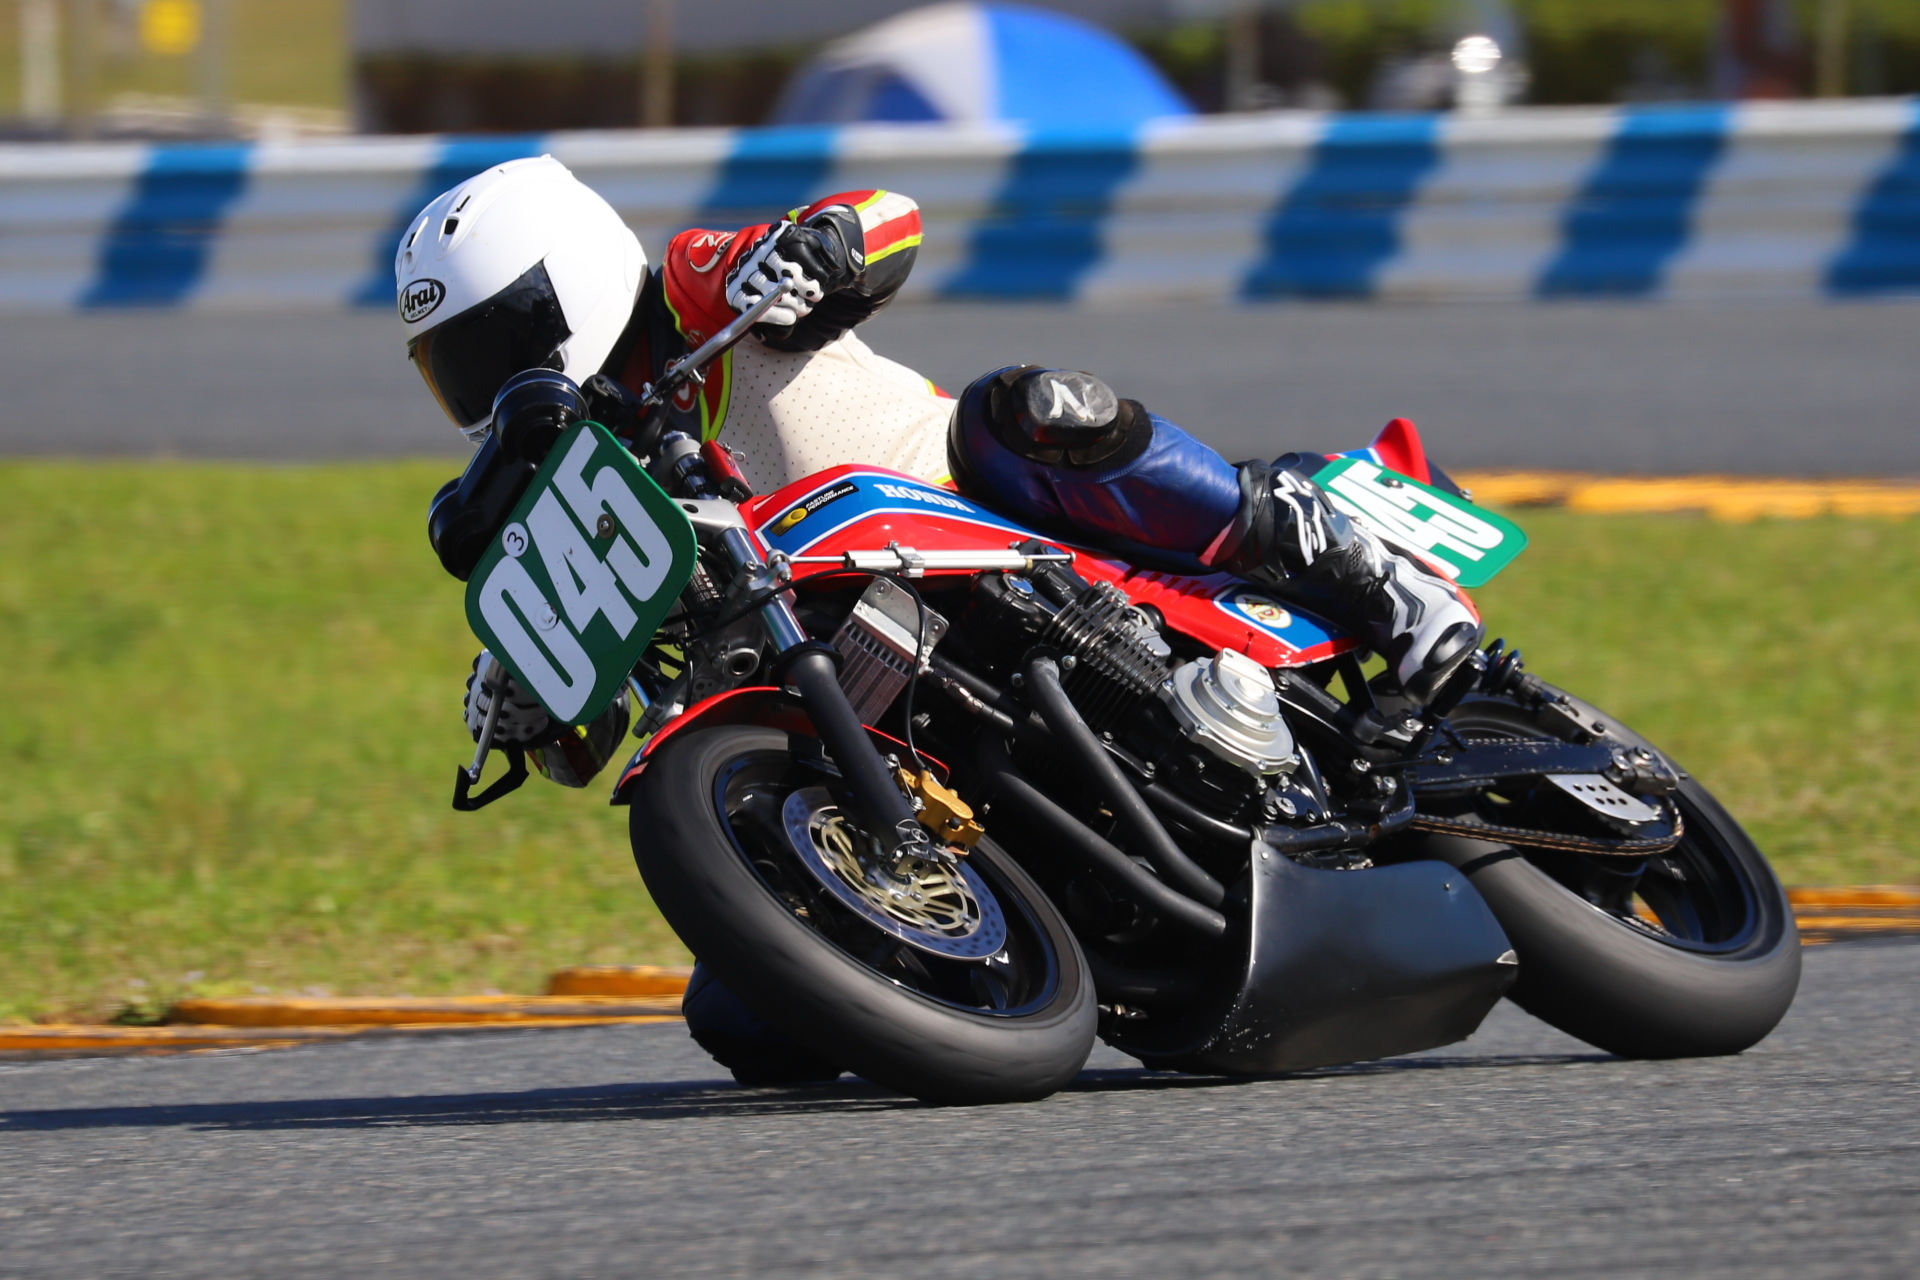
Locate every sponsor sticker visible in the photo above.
<box><xmin>1212</xmin><ymin>587</ymin><xmax>1340</xmax><ymax>654</ymax></box>
<box><xmin>771</xmin><ymin>480</ymin><xmax>858</xmax><ymax>534</ymax></box>
<box><xmin>1227</xmin><ymin>592</ymin><xmax>1291</xmax><ymax>628</ymax></box>
<box><xmin>872</xmin><ymin>481</ymin><xmax>971</xmax><ymax>512</ymax></box>
<box><xmin>399</xmin><ymin>278</ymin><xmax>445</xmax><ymax>325</ymax></box>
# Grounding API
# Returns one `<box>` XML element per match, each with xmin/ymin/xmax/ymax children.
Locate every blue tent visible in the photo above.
<box><xmin>772</xmin><ymin>3</ymin><xmax>1192</xmax><ymax>130</ymax></box>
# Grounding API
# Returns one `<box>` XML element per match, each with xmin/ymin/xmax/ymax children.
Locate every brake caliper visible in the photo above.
<box><xmin>896</xmin><ymin>767</ymin><xmax>986</xmax><ymax>854</ymax></box>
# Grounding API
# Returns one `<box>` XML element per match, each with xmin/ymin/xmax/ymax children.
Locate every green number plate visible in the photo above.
<box><xmin>465</xmin><ymin>423</ymin><xmax>698</xmax><ymax>725</ymax></box>
<box><xmin>1311</xmin><ymin>456</ymin><xmax>1527</xmax><ymax>588</ymax></box>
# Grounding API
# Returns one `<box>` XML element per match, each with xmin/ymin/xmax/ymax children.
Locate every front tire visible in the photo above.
<box><xmin>630</xmin><ymin>725</ymin><xmax>1097</xmax><ymax>1104</ymax></box>
<box><xmin>1418</xmin><ymin>694</ymin><xmax>1800</xmax><ymax>1059</ymax></box>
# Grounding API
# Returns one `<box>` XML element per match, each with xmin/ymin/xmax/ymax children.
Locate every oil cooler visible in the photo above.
<box><xmin>831</xmin><ymin>579</ymin><xmax>948</xmax><ymax>723</ymax></box>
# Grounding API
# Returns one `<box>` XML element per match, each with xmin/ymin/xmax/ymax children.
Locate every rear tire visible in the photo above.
<box><xmin>631</xmin><ymin>725</ymin><xmax>1096</xmax><ymax>1104</ymax></box>
<box><xmin>1419</xmin><ymin>694</ymin><xmax>1800</xmax><ymax>1059</ymax></box>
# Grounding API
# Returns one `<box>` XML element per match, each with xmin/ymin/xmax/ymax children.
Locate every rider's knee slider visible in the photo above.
<box><xmin>979</xmin><ymin>366</ymin><xmax>1152</xmax><ymax>470</ymax></box>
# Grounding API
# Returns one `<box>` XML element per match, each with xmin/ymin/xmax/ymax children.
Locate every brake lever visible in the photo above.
<box><xmin>452</xmin><ymin>658</ymin><xmax>530</xmax><ymax>811</ymax></box>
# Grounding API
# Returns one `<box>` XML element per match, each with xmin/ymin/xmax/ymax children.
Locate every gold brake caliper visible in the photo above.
<box><xmin>895</xmin><ymin>767</ymin><xmax>986</xmax><ymax>854</ymax></box>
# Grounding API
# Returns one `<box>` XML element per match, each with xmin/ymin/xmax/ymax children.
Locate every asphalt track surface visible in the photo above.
<box><xmin>6</xmin><ymin>300</ymin><xmax>1919</xmax><ymax>475</ymax></box>
<box><xmin>2</xmin><ymin>938</ymin><xmax>1914</xmax><ymax>1278</ymax></box>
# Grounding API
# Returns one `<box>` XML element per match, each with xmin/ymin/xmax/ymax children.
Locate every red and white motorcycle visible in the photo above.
<box><xmin>438</xmin><ymin>292</ymin><xmax>1800</xmax><ymax>1104</ymax></box>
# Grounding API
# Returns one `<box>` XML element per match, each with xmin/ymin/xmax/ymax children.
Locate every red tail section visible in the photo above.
<box><xmin>1369</xmin><ymin>418</ymin><xmax>1432</xmax><ymax>485</ymax></box>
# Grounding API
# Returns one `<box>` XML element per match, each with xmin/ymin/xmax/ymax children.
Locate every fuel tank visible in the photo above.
<box><xmin>746</xmin><ymin>465</ymin><xmax>1358</xmax><ymax>669</ymax></box>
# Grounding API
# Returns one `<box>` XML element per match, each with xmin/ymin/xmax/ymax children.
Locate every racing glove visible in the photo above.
<box><xmin>463</xmin><ymin>650</ymin><xmax>554</xmax><ymax>746</ymax></box>
<box><xmin>724</xmin><ymin>212</ymin><xmax>859</xmax><ymax>328</ymax></box>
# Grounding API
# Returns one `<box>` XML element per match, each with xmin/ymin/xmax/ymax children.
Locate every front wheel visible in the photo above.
<box><xmin>1414</xmin><ymin>692</ymin><xmax>1801</xmax><ymax>1059</ymax></box>
<box><xmin>630</xmin><ymin>725</ymin><xmax>1096</xmax><ymax>1104</ymax></box>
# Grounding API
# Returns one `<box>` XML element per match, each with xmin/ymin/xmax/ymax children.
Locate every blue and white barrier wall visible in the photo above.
<box><xmin>1</xmin><ymin>97</ymin><xmax>1915</xmax><ymax>310</ymax></box>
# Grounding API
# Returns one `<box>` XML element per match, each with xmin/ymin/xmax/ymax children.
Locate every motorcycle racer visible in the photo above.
<box><xmin>397</xmin><ymin>157</ymin><xmax>1482</xmax><ymax>769</ymax></box>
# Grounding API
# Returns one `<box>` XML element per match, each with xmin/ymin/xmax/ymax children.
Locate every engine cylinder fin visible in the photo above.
<box><xmin>1037</xmin><ymin>581</ymin><xmax>1169</xmax><ymax>733</ymax></box>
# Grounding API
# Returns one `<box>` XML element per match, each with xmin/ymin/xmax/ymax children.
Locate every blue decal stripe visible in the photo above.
<box><xmin>1213</xmin><ymin>590</ymin><xmax>1341</xmax><ymax>652</ymax></box>
<box><xmin>759</xmin><ymin>472</ymin><xmax>1035</xmax><ymax>554</ymax></box>
<box><xmin>81</xmin><ymin>144</ymin><xmax>254</xmax><ymax>308</ymax></box>
<box><xmin>776</xmin><ymin>507</ymin><xmax>1035</xmax><ymax>557</ymax></box>
<box><xmin>1240</xmin><ymin>113</ymin><xmax>1442</xmax><ymax>300</ymax></box>
<box><xmin>349</xmin><ymin>135</ymin><xmax>548</xmax><ymax>309</ymax></box>
<box><xmin>1825</xmin><ymin>99</ymin><xmax>1920</xmax><ymax>297</ymax></box>
<box><xmin>694</xmin><ymin>126</ymin><xmax>840</xmax><ymax>223</ymax></box>
<box><xmin>1534</xmin><ymin>105</ymin><xmax>1733</xmax><ymax>299</ymax></box>
<box><xmin>940</xmin><ymin>128</ymin><xmax>1141</xmax><ymax>300</ymax></box>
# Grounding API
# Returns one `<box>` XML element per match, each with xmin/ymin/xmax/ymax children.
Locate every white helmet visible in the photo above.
<box><xmin>396</xmin><ymin>155</ymin><xmax>646</xmax><ymax>441</ymax></box>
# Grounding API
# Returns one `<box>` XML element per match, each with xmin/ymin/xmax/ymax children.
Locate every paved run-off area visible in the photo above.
<box><xmin>5</xmin><ymin>299</ymin><xmax>1920</xmax><ymax>475</ymax></box>
<box><xmin>2</xmin><ymin>939</ymin><xmax>1914</xmax><ymax>1279</ymax></box>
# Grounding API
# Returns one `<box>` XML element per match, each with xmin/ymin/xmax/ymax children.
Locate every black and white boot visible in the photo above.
<box><xmin>1211</xmin><ymin>461</ymin><xmax>1483</xmax><ymax>702</ymax></box>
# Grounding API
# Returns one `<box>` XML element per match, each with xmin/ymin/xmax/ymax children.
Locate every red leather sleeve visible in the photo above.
<box><xmin>658</xmin><ymin>220</ymin><xmax>777</xmax><ymax>345</ymax></box>
<box><xmin>658</xmin><ymin>191</ymin><xmax>924</xmax><ymax>345</ymax></box>
<box><xmin>792</xmin><ymin>190</ymin><xmax>924</xmax><ymax>280</ymax></box>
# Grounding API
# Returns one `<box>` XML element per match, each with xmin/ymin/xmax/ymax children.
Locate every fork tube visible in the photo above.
<box><xmin>717</xmin><ymin>526</ymin><xmax>808</xmax><ymax>653</ymax></box>
<box><xmin>714</xmin><ymin>524</ymin><xmax>918</xmax><ymax>841</ymax></box>
<box><xmin>784</xmin><ymin>647</ymin><xmax>922</xmax><ymax>843</ymax></box>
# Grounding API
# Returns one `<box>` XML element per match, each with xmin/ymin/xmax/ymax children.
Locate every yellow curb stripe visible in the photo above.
<box><xmin>1787</xmin><ymin>887</ymin><xmax>1920</xmax><ymax>909</ymax></box>
<box><xmin>545</xmin><ymin>965</ymin><xmax>693</xmax><ymax>997</ymax></box>
<box><xmin>0</xmin><ymin>1017</ymin><xmax>682</xmax><ymax>1056</ymax></box>
<box><xmin>167</xmin><ymin>994</ymin><xmax>682</xmax><ymax>1028</ymax></box>
<box><xmin>1787</xmin><ymin>887</ymin><xmax>1920</xmax><ymax>945</ymax></box>
<box><xmin>1457</xmin><ymin>472</ymin><xmax>1920</xmax><ymax>521</ymax></box>
<box><xmin>1795</xmin><ymin>915</ymin><xmax>1920</xmax><ymax>931</ymax></box>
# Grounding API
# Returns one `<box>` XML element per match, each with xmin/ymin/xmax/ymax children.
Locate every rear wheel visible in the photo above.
<box><xmin>630</xmin><ymin>725</ymin><xmax>1096</xmax><ymax>1104</ymax></box>
<box><xmin>1415</xmin><ymin>694</ymin><xmax>1800</xmax><ymax>1058</ymax></box>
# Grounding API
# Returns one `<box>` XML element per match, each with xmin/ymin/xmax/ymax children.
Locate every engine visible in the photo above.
<box><xmin>967</xmin><ymin>561</ymin><xmax>1167</xmax><ymax>729</ymax></box>
<box><xmin>1159</xmin><ymin>648</ymin><xmax>1299</xmax><ymax>779</ymax></box>
<box><xmin>965</xmin><ymin>558</ymin><xmax>1307</xmax><ymax>831</ymax></box>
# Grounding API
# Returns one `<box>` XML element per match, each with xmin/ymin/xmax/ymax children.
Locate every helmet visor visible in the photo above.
<box><xmin>408</xmin><ymin>260</ymin><xmax>572</xmax><ymax>434</ymax></box>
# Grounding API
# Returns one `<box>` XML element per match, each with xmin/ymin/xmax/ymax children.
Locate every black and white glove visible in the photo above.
<box><xmin>463</xmin><ymin>650</ymin><xmax>554</xmax><ymax>746</ymax></box>
<box><xmin>724</xmin><ymin>214</ymin><xmax>858</xmax><ymax>328</ymax></box>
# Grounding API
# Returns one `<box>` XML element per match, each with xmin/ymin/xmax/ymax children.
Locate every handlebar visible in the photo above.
<box><xmin>640</xmin><ymin>282</ymin><xmax>793</xmax><ymax>414</ymax></box>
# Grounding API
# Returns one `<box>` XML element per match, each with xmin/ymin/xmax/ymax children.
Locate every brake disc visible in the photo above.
<box><xmin>780</xmin><ymin>787</ymin><xmax>1008</xmax><ymax>961</ymax></box>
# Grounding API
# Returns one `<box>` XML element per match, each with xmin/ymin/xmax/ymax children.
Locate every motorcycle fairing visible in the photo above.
<box><xmin>745</xmin><ymin>466</ymin><xmax>1359</xmax><ymax>668</ymax></box>
<box><xmin>607</xmin><ymin>684</ymin><xmax>949</xmax><ymax>804</ymax></box>
<box><xmin>611</xmin><ymin>687</ymin><xmax>803</xmax><ymax>803</ymax></box>
<box><xmin>1110</xmin><ymin>854</ymin><xmax>1517</xmax><ymax>1074</ymax></box>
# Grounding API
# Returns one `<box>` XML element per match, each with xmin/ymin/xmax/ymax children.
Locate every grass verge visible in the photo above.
<box><xmin>2</xmin><ymin>461</ymin><xmax>1915</xmax><ymax>1023</ymax></box>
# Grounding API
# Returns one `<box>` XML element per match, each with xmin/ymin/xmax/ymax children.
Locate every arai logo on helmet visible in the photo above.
<box><xmin>399</xmin><ymin>278</ymin><xmax>446</xmax><ymax>325</ymax></box>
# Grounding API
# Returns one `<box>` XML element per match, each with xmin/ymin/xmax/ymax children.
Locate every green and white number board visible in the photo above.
<box><xmin>1310</xmin><ymin>456</ymin><xmax>1527</xmax><ymax>589</ymax></box>
<box><xmin>465</xmin><ymin>423</ymin><xmax>698</xmax><ymax>725</ymax></box>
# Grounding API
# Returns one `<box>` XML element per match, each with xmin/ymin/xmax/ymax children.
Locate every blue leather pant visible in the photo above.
<box><xmin>946</xmin><ymin>367</ymin><xmax>1244</xmax><ymax>574</ymax></box>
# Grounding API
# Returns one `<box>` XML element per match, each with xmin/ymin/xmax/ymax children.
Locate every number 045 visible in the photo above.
<box><xmin>476</xmin><ymin>431</ymin><xmax>677</xmax><ymax>722</ymax></box>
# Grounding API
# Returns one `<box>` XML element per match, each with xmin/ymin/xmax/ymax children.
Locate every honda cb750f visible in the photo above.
<box><xmin>430</xmin><ymin>291</ymin><xmax>1799</xmax><ymax>1104</ymax></box>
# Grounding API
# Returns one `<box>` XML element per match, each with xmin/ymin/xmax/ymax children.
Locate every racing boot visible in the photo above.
<box><xmin>1209</xmin><ymin>460</ymin><xmax>1483</xmax><ymax>703</ymax></box>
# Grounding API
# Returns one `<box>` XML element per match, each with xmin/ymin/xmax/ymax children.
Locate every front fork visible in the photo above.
<box><xmin>708</xmin><ymin>524</ymin><xmax>934</xmax><ymax>865</ymax></box>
